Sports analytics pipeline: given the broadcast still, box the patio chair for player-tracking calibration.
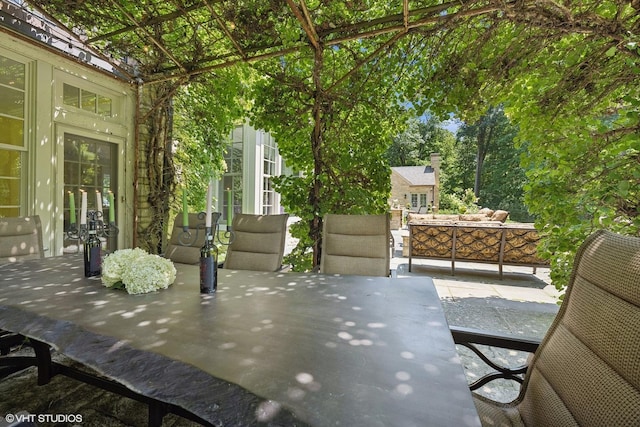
[320,213,391,277]
[0,215,45,263]
[165,212,221,264]
[222,213,289,272]
[450,230,640,426]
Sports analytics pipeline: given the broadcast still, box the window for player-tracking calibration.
[0,150,22,217]
[221,126,243,223]
[262,134,277,214]
[64,134,118,250]
[262,177,274,214]
[410,193,429,211]
[63,83,112,117]
[0,54,26,217]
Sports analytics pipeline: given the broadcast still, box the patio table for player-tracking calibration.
[0,255,480,427]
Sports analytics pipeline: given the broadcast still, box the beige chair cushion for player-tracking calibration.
[474,230,640,426]
[223,214,289,272]
[0,216,45,263]
[490,210,509,222]
[320,214,390,277]
[165,212,221,264]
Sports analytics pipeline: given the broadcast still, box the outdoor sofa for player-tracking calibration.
[406,210,548,278]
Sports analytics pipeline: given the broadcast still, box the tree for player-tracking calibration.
[387,115,456,167]
[250,33,423,270]
[415,116,457,165]
[39,0,638,291]
[173,69,250,214]
[387,117,424,166]
[449,106,531,220]
[416,3,640,293]
[177,2,640,289]
[456,106,503,197]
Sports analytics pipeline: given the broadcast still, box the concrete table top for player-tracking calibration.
[0,255,480,427]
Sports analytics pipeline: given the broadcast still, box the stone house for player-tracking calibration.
[389,153,441,212]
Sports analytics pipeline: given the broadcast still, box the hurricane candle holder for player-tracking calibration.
[66,210,119,242]
[175,212,234,249]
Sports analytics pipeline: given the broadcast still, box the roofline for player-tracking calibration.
[0,0,135,83]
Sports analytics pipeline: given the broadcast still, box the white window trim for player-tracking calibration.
[53,71,127,123]
[54,123,126,255]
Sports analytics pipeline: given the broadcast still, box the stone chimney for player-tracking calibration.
[430,153,441,212]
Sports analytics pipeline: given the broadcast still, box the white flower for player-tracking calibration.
[101,248,176,294]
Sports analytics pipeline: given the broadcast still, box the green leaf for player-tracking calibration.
[618,180,630,196]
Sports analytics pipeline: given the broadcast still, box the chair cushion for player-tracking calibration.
[473,231,640,427]
[223,251,282,272]
[165,212,220,264]
[490,210,509,222]
[323,233,387,259]
[165,245,200,265]
[223,214,289,272]
[321,254,387,277]
[320,214,390,277]
[0,216,44,263]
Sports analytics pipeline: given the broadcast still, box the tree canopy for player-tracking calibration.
[19,1,640,290]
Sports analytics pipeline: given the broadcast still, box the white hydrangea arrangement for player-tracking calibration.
[101,248,177,295]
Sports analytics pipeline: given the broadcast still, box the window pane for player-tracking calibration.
[96,144,112,165]
[0,55,25,216]
[63,83,80,108]
[0,207,20,217]
[0,116,24,147]
[64,134,118,250]
[97,95,112,116]
[0,56,25,89]
[81,90,97,112]
[231,148,242,173]
[262,172,274,215]
[232,126,243,142]
[64,161,79,184]
[0,178,20,206]
[0,149,21,215]
[0,85,25,118]
[64,138,80,161]
[81,163,96,186]
[232,176,242,204]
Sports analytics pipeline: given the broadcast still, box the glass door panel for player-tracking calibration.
[63,134,117,252]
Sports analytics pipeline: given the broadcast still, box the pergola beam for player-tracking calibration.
[106,0,188,74]
[286,0,321,51]
[202,0,247,60]
[20,0,521,83]
[87,2,206,43]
